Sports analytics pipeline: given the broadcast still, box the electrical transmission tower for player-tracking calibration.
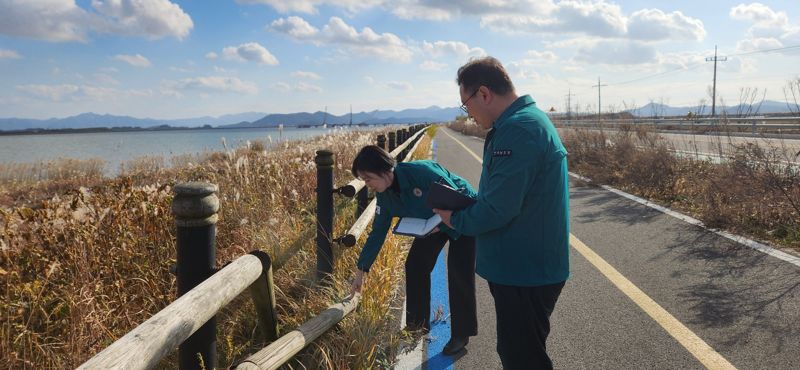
[705,45,727,117]
[564,89,576,121]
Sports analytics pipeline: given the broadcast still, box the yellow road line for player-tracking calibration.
[570,236,736,370]
[440,128,483,163]
[440,127,737,370]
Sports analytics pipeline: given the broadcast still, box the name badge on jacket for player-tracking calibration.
[493,150,512,157]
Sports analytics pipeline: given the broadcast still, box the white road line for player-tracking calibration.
[441,127,740,370]
[569,173,800,268]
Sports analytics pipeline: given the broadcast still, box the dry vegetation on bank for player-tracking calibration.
[1,127,433,369]
[448,119,800,251]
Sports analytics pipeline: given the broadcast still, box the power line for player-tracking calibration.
[607,43,800,87]
[729,43,800,57]
[610,62,705,86]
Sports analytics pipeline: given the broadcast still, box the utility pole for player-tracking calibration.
[564,89,576,121]
[705,45,727,117]
[592,77,607,125]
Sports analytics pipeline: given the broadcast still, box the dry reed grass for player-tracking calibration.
[562,125,800,250]
[1,127,430,369]
[447,117,799,250]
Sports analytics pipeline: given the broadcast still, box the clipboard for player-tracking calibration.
[425,181,476,210]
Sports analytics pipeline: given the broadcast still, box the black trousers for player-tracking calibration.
[405,232,477,338]
[488,280,566,370]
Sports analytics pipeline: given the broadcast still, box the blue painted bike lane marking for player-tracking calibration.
[424,137,456,370]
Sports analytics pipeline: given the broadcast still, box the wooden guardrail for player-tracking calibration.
[554,116,800,133]
[235,124,429,369]
[76,124,430,370]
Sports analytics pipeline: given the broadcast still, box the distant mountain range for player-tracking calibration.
[0,106,462,131]
[2,100,795,131]
[625,100,795,117]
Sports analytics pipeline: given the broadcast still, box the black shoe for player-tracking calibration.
[442,336,469,355]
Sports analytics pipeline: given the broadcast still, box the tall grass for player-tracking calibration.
[447,117,800,250]
[1,127,428,368]
[561,125,800,250]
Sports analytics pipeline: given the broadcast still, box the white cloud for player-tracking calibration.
[16,84,81,101]
[0,0,90,42]
[269,16,319,40]
[628,9,706,41]
[113,54,152,67]
[730,3,789,28]
[364,76,375,84]
[480,2,705,43]
[386,81,412,91]
[574,40,657,65]
[221,43,279,65]
[422,41,485,58]
[237,0,383,15]
[0,49,22,59]
[524,50,559,63]
[419,60,447,71]
[94,73,119,85]
[205,52,218,60]
[736,37,783,53]
[237,0,319,14]
[296,81,323,93]
[730,3,799,54]
[213,65,232,73]
[391,0,553,21]
[291,71,321,79]
[481,1,627,37]
[15,83,151,101]
[168,76,259,94]
[270,16,413,62]
[169,66,191,73]
[0,0,192,42]
[91,0,193,40]
[271,82,292,92]
[270,81,322,93]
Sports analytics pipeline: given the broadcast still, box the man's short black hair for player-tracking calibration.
[352,145,396,177]
[456,56,515,96]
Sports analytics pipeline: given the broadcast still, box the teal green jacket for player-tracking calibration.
[451,95,570,286]
[357,160,477,272]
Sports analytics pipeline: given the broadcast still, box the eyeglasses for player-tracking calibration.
[460,88,479,113]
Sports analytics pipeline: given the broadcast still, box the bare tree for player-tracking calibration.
[735,87,766,117]
[622,100,640,123]
[783,77,800,116]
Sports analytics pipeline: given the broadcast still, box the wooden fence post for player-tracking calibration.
[377,134,386,150]
[388,132,396,153]
[248,250,279,341]
[172,182,219,370]
[314,150,334,283]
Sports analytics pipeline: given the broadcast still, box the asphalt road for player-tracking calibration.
[558,127,800,163]
[418,127,800,370]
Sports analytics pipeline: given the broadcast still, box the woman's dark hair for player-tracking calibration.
[456,56,515,96]
[351,145,396,177]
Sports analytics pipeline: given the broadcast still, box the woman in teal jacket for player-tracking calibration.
[348,145,477,355]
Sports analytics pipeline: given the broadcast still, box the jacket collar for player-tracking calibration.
[391,163,412,193]
[493,95,535,131]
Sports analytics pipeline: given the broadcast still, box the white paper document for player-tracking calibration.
[392,214,442,237]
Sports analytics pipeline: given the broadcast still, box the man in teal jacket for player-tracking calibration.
[435,57,570,369]
[349,145,478,355]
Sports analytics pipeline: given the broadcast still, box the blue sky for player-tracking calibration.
[0,0,798,119]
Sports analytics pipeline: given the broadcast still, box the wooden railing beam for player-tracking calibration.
[77,254,264,370]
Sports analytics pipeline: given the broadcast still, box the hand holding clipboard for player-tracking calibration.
[425,182,476,211]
